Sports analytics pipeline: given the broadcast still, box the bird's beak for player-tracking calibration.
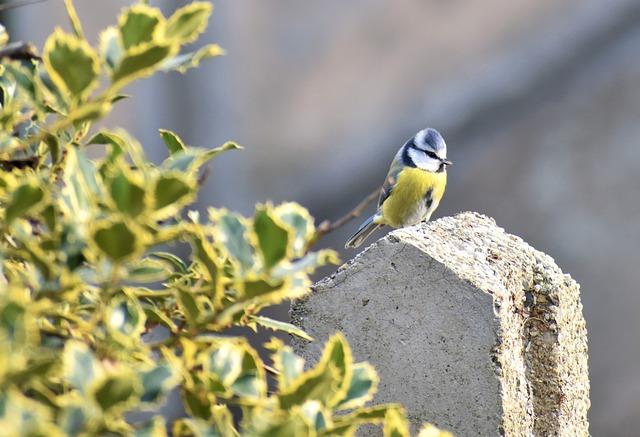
[441,158,452,166]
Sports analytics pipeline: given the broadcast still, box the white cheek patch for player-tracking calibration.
[408,147,440,172]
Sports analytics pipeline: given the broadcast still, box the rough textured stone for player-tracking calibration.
[292,212,590,436]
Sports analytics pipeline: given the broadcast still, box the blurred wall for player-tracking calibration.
[6,0,640,435]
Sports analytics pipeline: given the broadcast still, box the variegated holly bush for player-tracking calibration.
[0,1,453,436]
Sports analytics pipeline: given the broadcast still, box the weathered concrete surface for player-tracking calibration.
[292,212,589,436]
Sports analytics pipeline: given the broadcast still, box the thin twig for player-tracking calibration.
[0,0,47,12]
[0,41,40,61]
[197,166,210,187]
[314,187,380,240]
[0,156,39,170]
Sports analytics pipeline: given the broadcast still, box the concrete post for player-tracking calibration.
[292,212,589,436]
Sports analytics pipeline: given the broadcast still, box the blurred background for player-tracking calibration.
[5,0,640,434]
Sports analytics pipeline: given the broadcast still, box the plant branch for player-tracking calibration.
[0,156,39,170]
[0,0,47,12]
[314,187,380,241]
[0,41,40,61]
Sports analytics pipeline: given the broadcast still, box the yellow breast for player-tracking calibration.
[380,167,446,228]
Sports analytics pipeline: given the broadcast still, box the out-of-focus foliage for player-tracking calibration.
[0,1,453,436]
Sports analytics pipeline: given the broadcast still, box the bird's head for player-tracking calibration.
[405,128,452,173]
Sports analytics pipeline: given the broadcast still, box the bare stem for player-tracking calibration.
[0,42,40,61]
[314,187,380,241]
[0,0,47,12]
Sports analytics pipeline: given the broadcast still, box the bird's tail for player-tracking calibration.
[345,214,383,249]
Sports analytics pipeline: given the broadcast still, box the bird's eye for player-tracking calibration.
[425,150,438,159]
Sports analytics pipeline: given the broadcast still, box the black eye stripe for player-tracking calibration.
[409,143,441,160]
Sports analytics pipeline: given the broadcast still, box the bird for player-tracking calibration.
[345,128,452,249]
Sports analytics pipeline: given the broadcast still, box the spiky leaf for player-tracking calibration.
[161,43,224,74]
[254,205,290,269]
[119,4,164,50]
[336,362,379,410]
[5,181,45,225]
[108,168,146,216]
[112,42,176,88]
[91,220,141,261]
[159,129,187,155]
[43,29,99,100]
[250,315,312,341]
[165,2,212,44]
[91,372,139,412]
[63,341,101,393]
[153,173,195,216]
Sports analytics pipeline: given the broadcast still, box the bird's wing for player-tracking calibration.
[378,153,404,208]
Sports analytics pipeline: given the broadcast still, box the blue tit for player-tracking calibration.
[345,128,452,249]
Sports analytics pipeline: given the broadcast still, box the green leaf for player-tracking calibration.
[163,142,241,172]
[91,219,141,261]
[43,28,99,100]
[43,133,60,164]
[127,258,172,283]
[134,416,168,437]
[176,288,201,327]
[63,0,84,38]
[181,388,213,420]
[384,408,411,437]
[100,27,124,70]
[336,362,379,410]
[153,173,195,216]
[200,141,242,162]
[143,304,178,332]
[211,210,255,273]
[91,372,139,412]
[231,373,261,398]
[59,404,87,436]
[417,424,454,437]
[271,249,340,279]
[159,128,187,155]
[251,411,312,437]
[207,342,243,386]
[5,355,57,386]
[112,42,176,88]
[60,147,101,224]
[67,100,113,124]
[108,168,146,216]
[165,2,213,44]
[160,43,224,74]
[118,4,164,50]
[87,129,147,170]
[63,341,101,393]
[150,251,188,274]
[105,297,146,339]
[331,404,404,428]
[173,418,220,437]
[275,203,315,256]
[140,364,177,404]
[0,299,35,345]
[5,181,45,225]
[70,146,100,194]
[254,205,289,269]
[300,400,329,431]
[189,235,223,306]
[211,406,238,437]
[267,339,305,391]
[249,315,312,341]
[278,333,352,409]
[232,345,266,399]
[4,63,36,100]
